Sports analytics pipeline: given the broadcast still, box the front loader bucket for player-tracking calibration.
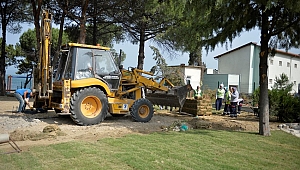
[146,84,192,113]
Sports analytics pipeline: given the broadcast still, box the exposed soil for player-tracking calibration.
[0,96,281,151]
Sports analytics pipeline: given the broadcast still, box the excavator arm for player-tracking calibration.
[119,67,192,112]
[40,9,53,98]
[33,9,53,108]
[120,68,174,93]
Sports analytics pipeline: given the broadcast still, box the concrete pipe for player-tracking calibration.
[0,134,10,143]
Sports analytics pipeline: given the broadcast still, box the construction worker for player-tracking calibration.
[194,86,202,99]
[230,87,239,117]
[14,88,33,113]
[215,83,225,110]
[223,87,231,115]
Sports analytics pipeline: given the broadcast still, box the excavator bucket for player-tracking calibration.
[146,84,193,113]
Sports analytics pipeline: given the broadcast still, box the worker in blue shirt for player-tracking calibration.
[14,88,33,113]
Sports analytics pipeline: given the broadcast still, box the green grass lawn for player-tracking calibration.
[1,130,299,170]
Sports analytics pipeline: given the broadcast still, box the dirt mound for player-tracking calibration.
[188,118,253,131]
[10,125,67,141]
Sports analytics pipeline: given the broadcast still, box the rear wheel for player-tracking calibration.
[130,98,153,122]
[70,87,108,125]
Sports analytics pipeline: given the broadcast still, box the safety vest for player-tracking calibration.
[194,89,202,97]
[216,88,225,99]
[225,91,231,104]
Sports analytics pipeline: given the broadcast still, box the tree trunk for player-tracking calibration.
[31,0,42,93]
[188,47,202,66]
[0,21,7,96]
[259,6,271,136]
[137,27,146,70]
[24,74,32,88]
[78,21,87,44]
[92,0,97,45]
[31,0,42,61]
[77,0,89,44]
[188,52,195,66]
[188,47,204,87]
[52,10,66,69]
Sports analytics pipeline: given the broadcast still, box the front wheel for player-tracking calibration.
[70,87,108,125]
[130,98,154,122]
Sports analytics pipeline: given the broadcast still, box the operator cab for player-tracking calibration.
[55,43,121,90]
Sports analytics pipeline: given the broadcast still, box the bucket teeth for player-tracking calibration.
[146,84,192,113]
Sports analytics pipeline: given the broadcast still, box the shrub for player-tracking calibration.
[252,73,300,122]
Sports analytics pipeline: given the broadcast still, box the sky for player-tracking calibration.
[3,25,300,75]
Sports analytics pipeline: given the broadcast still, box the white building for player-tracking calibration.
[214,42,300,93]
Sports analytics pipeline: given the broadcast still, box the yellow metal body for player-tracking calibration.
[67,43,110,50]
[34,9,53,99]
[51,67,174,114]
[103,68,174,115]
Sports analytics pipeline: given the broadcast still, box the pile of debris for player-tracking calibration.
[161,120,189,132]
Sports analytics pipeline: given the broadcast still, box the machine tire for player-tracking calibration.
[130,98,153,122]
[70,87,108,125]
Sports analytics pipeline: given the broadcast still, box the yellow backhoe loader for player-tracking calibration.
[32,9,192,125]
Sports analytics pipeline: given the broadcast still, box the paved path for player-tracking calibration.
[278,123,300,138]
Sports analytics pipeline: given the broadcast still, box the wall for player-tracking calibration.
[228,74,240,90]
[184,67,202,89]
[251,45,260,92]
[291,57,300,92]
[268,52,300,92]
[203,73,240,92]
[203,74,228,91]
[217,45,252,93]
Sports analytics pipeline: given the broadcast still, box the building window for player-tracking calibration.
[287,62,290,67]
[279,61,282,66]
[295,64,298,68]
[269,79,272,84]
[270,59,273,65]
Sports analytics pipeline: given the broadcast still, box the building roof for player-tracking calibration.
[214,42,300,59]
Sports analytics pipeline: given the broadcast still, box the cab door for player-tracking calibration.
[93,50,121,90]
